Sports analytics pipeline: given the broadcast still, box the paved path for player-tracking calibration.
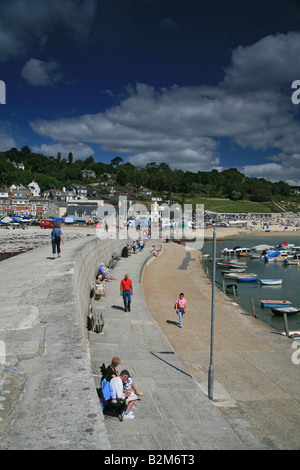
[142,242,300,450]
[89,244,247,450]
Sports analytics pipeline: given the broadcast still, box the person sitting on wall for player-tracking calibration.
[98,263,116,281]
[96,275,108,297]
[110,370,137,420]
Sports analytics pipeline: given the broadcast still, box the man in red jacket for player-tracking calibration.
[120,273,133,312]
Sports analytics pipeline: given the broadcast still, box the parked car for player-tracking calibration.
[40,219,56,229]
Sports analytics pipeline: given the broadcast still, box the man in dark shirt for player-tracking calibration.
[120,273,133,312]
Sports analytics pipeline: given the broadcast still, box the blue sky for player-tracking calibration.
[1,0,300,184]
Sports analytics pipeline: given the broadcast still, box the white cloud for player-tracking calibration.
[32,142,94,160]
[242,153,300,185]
[0,129,17,151]
[21,58,62,86]
[222,32,300,91]
[30,32,300,182]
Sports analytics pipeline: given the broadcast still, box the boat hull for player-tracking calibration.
[271,307,300,315]
[260,279,283,285]
[261,300,292,308]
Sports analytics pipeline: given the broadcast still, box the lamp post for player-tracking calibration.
[208,224,216,400]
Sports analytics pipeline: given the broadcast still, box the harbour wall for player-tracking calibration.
[0,235,125,450]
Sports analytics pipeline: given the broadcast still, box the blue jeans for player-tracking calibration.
[177,309,184,326]
[123,290,131,311]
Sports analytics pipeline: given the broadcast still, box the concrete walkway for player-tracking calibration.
[89,244,247,450]
[1,236,299,450]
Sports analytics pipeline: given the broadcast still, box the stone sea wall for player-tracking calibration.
[0,235,126,449]
[73,236,125,338]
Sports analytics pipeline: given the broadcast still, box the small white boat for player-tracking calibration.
[279,329,300,338]
[271,306,300,315]
[236,274,258,282]
[221,247,252,255]
[260,279,283,285]
[250,253,261,259]
[284,259,300,265]
[221,268,247,274]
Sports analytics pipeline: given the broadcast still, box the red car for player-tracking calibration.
[40,219,56,229]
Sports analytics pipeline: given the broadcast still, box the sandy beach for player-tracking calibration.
[142,241,300,449]
[204,225,300,240]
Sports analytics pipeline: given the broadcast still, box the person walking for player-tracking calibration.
[51,223,64,259]
[120,273,133,312]
[175,292,188,328]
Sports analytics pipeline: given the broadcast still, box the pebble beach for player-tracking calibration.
[1,222,299,262]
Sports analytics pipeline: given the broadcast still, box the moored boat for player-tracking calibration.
[217,262,246,268]
[271,306,300,315]
[279,329,300,338]
[236,274,258,281]
[222,268,246,274]
[221,246,252,255]
[260,279,283,285]
[261,300,293,308]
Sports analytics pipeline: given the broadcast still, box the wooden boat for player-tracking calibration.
[271,306,300,315]
[224,272,241,278]
[228,263,247,269]
[261,300,292,308]
[279,329,300,338]
[284,259,300,265]
[217,262,246,268]
[236,274,258,281]
[221,268,247,274]
[228,260,247,265]
[259,279,283,285]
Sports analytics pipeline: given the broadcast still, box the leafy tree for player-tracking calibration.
[111,156,123,169]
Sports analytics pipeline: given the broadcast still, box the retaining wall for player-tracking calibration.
[0,235,125,450]
[73,236,125,338]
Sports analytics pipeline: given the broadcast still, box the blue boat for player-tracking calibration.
[261,300,293,308]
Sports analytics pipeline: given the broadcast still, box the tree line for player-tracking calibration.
[0,146,292,203]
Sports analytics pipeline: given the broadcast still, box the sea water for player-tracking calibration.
[200,234,300,333]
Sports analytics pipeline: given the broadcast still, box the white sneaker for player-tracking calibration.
[123,412,135,420]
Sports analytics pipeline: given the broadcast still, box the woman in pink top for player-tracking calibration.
[175,293,188,328]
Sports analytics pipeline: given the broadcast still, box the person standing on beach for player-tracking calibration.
[120,273,133,312]
[51,223,64,259]
[175,292,188,328]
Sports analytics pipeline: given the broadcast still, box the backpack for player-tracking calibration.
[53,228,60,243]
[100,363,107,381]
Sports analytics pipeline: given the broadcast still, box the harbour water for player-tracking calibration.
[201,234,300,333]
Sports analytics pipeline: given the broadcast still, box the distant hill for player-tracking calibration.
[0,147,296,209]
